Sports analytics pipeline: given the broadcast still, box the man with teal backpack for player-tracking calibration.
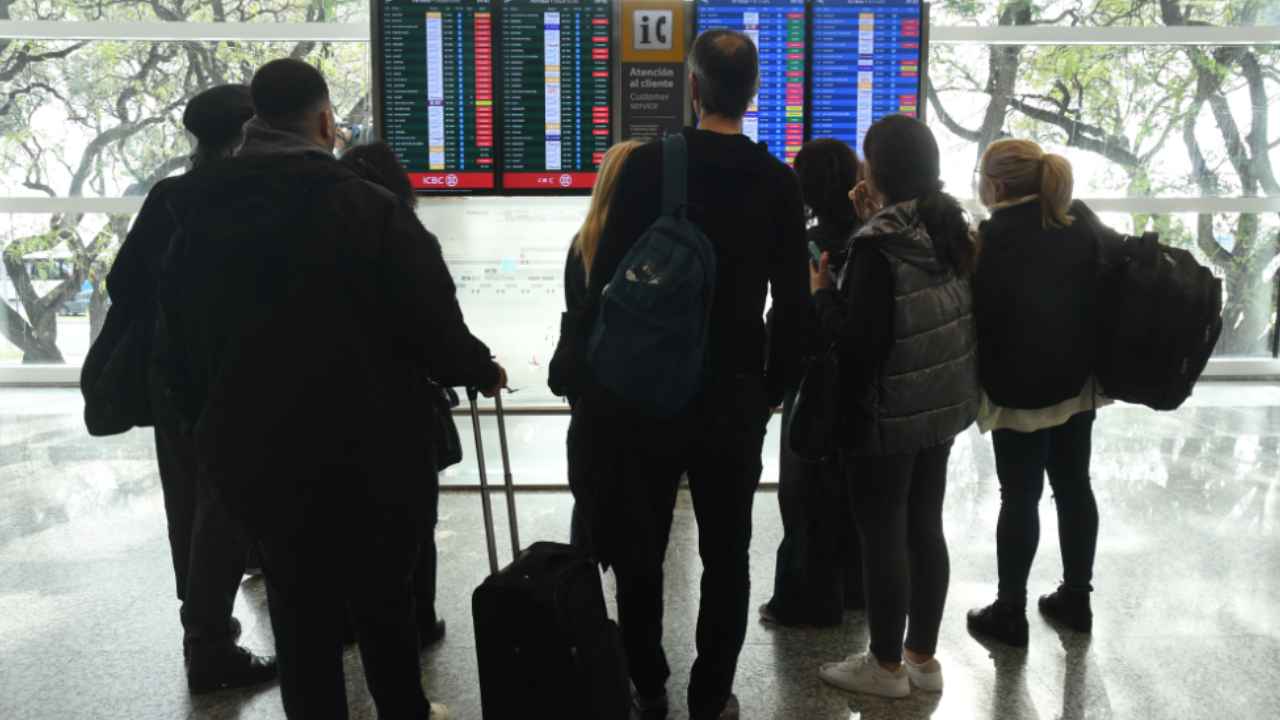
[580,29,809,720]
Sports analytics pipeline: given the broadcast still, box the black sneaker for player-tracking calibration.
[967,599,1029,647]
[187,646,278,694]
[1039,585,1092,633]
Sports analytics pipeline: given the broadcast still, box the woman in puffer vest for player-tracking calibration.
[811,114,981,699]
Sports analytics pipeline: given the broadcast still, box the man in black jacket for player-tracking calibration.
[155,59,503,720]
[584,30,808,720]
[84,84,276,693]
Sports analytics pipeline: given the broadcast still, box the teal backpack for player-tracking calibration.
[587,134,717,419]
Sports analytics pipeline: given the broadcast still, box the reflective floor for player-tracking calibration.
[2,384,1279,719]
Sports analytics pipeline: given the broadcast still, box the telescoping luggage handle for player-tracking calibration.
[466,387,521,575]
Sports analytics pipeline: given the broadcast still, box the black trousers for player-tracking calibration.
[149,364,249,657]
[410,517,439,629]
[614,378,768,719]
[845,440,954,662]
[256,538,432,720]
[767,387,863,626]
[992,410,1099,602]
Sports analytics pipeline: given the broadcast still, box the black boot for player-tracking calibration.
[183,616,241,661]
[187,645,278,694]
[420,617,447,647]
[1039,585,1092,633]
[967,599,1029,647]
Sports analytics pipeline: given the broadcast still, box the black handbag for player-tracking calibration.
[787,347,841,464]
[428,380,463,471]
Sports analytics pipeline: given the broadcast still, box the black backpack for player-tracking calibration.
[1095,229,1223,411]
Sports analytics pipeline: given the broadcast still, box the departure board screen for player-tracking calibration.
[696,0,806,165]
[811,0,922,158]
[499,0,612,192]
[378,0,496,193]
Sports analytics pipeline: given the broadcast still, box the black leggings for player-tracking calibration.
[846,440,954,662]
[992,410,1098,602]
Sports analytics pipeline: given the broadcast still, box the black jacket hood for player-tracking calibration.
[166,119,358,250]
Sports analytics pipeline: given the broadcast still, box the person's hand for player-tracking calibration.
[810,251,832,296]
[481,363,508,399]
[850,181,881,221]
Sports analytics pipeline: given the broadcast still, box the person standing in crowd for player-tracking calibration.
[340,139,449,649]
[762,137,866,628]
[564,140,641,316]
[85,84,276,693]
[966,139,1108,647]
[812,114,980,698]
[562,139,639,552]
[583,30,809,720]
[155,59,504,720]
[342,140,417,208]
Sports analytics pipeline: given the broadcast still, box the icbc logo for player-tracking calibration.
[423,177,447,186]
[560,174,573,187]
[445,174,459,187]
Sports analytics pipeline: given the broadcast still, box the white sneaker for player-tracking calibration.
[430,702,450,720]
[819,651,910,698]
[905,655,943,692]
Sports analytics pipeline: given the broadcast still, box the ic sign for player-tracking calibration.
[633,9,673,51]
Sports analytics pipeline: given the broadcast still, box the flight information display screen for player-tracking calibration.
[378,0,496,193]
[696,0,806,165]
[811,0,922,158]
[499,0,612,192]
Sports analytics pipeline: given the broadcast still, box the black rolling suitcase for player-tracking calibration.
[466,389,630,720]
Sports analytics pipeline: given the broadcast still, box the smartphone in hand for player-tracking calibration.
[808,241,837,285]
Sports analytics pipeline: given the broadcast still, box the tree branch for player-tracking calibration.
[1007,97,1142,168]
[927,80,982,144]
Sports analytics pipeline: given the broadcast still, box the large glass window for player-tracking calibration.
[931,0,1277,27]
[1,0,1275,371]
[6,0,368,22]
[0,41,369,198]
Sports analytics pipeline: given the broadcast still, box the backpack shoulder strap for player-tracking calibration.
[661,134,688,216]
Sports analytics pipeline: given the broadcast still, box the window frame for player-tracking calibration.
[2,17,1279,385]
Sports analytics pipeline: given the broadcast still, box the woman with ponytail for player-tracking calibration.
[965,139,1110,648]
[812,114,980,698]
[761,137,866,628]
[564,140,641,313]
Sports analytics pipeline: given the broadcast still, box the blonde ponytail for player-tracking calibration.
[575,140,641,276]
[980,139,1076,228]
[1038,152,1074,229]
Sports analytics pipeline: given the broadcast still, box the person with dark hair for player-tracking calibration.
[966,139,1109,647]
[155,58,504,720]
[340,138,452,652]
[570,28,808,720]
[762,137,866,628]
[686,28,760,120]
[342,140,416,207]
[81,83,275,693]
[812,113,980,698]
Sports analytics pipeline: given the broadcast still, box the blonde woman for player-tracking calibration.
[564,140,639,552]
[565,140,642,312]
[966,139,1111,648]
